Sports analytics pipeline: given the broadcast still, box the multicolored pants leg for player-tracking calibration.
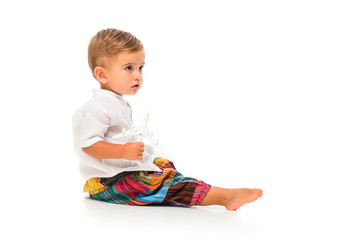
[83,158,211,207]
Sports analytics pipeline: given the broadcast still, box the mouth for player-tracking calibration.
[131,84,141,90]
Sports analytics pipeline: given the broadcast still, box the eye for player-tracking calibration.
[139,65,144,71]
[125,66,132,71]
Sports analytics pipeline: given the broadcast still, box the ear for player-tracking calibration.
[94,66,108,85]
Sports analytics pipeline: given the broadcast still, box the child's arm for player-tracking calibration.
[82,141,145,160]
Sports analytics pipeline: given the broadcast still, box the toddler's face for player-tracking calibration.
[100,49,145,95]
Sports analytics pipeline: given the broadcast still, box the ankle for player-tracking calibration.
[221,188,234,207]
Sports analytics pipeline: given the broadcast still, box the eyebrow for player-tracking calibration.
[122,62,145,66]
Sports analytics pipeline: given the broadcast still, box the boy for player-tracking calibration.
[73,28,262,209]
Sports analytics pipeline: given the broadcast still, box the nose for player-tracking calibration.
[135,70,142,82]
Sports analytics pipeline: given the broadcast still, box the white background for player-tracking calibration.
[1,0,337,239]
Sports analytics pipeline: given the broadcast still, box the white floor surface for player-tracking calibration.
[2,161,337,240]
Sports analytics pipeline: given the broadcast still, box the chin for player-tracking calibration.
[125,91,138,95]
[130,89,140,95]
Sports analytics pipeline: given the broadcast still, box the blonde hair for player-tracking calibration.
[88,28,143,79]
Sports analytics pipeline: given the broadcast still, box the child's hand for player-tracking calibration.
[121,142,145,160]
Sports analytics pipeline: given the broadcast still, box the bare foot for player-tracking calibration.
[225,188,263,211]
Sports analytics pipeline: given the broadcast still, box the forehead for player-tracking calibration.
[114,49,145,64]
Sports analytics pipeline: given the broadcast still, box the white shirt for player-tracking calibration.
[73,89,161,181]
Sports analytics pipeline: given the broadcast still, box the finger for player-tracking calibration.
[137,142,145,147]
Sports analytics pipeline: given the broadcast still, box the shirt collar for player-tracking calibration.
[93,88,125,101]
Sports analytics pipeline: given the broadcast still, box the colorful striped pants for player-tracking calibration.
[83,158,211,207]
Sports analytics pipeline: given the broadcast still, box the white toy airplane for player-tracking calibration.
[112,112,163,155]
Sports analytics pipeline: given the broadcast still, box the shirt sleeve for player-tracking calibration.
[79,105,111,148]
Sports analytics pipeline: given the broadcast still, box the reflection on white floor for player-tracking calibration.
[82,197,260,237]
